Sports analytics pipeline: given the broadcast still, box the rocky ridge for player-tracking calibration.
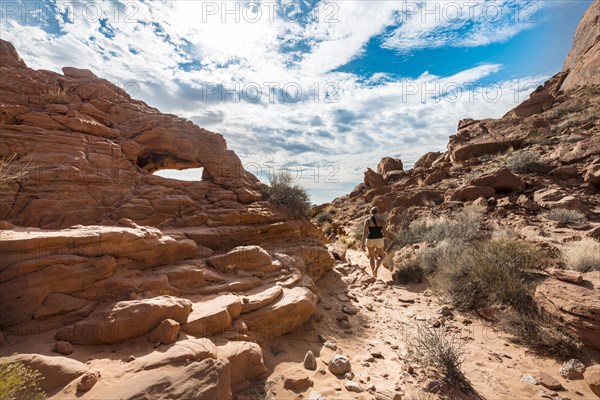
[0,39,332,398]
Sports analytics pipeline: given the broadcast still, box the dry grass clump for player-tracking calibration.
[432,237,541,311]
[393,206,484,249]
[262,172,311,218]
[560,238,600,272]
[545,208,586,225]
[407,324,465,383]
[0,358,46,400]
[406,324,482,398]
[0,153,20,185]
[44,87,69,104]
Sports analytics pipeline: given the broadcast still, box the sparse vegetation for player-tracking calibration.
[0,358,46,400]
[406,324,478,396]
[393,206,484,249]
[0,153,19,185]
[44,87,69,104]
[314,205,336,223]
[554,111,596,133]
[394,258,425,284]
[506,151,546,173]
[545,208,586,224]
[560,238,600,272]
[502,310,584,359]
[262,172,311,218]
[432,237,542,311]
[545,102,585,119]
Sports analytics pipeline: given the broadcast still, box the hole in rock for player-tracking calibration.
[153,168,204,181]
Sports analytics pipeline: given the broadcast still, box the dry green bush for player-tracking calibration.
[314,205,336,224]
[506,151,547,173]
[262,172,311,218]
[560,238,600,272]
[545,208,586,225]
[393,206,484,249]
[432,237,542,311]
[0,358,46,400]
[394,258,425,284]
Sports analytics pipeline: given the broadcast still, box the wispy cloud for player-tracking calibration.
[0,0,556,202]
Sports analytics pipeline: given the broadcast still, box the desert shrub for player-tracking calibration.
[393,206,483,249]
[432,237,541,311]
[407,324,465,386]
[545,102,585,118]
[0,358,46,400]
[502,311,583,359]
[262,172,311,218]
[394,259,425,284]
[321,222,333,236]
[560,238,600,272]
[351,221,364,243]
[545,208,586,225]
[506,151,546,173]
[314,207,336,223]
[44,88,68,104]
[554,111,596,132]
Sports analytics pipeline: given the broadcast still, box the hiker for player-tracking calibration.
[360,206,386,277]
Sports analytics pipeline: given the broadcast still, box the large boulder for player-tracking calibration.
[56,296,192,345]
[470,168,525,193]
[535,272,600,350]
[414,152,443,169]
[7,354,89,393]
[377,157,403,176]
[364,168,386,189]
[533,188,583,210]
[583,365,600,397]
[244,287,318,339]
[448,186,495,202]
[206,246,272,272]
[217,341,267,392]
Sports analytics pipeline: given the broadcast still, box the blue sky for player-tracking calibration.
[0,0,593,203]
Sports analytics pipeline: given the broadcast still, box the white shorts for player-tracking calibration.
[366,238,384,249]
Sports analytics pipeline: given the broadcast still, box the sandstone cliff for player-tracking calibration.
[0,39,332,398]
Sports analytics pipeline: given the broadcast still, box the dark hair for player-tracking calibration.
[370,207,378,215]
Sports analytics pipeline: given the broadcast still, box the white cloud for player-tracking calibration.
[0,0,550,203]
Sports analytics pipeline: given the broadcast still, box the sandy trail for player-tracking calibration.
[260,249,597,400]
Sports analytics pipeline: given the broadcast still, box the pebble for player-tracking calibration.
[345,381,363,393]
[323,340,338,351]
[521,375,538,385]
[309,392,326,400]
[371,350,384,359]
[304,350,317,371]
[126,355,135,362]
[339,320,351,329]
[54,341,73,355]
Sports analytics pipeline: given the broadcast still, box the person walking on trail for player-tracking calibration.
[360,206,386,277]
